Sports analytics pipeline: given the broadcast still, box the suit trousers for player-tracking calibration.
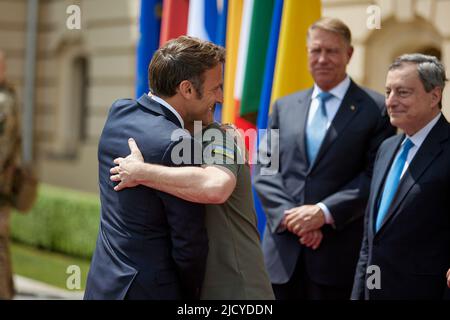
[272,250,352,300]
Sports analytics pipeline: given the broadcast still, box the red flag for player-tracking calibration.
[159,0,189,46]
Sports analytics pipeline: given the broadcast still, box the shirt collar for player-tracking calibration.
[406,112,442,148]
[312,75,351,101]
[148,93,184,129]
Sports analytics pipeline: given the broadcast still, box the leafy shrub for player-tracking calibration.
[11,184,100,259]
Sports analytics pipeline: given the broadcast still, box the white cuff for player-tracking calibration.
[317,202,335,225]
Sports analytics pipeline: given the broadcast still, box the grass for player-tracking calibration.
[11,242,91,291]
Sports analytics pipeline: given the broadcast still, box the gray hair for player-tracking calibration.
[307,17,352,46]
[389,54,447,107]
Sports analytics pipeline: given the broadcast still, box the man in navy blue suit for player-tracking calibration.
[84,36,225,300]
[352,54,450,299]
[253,18,395,300]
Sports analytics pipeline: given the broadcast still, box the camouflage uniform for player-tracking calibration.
[0,84,20,299]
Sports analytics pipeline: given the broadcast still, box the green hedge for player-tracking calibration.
[11,184,100,259]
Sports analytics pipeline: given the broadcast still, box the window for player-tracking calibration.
[73,56,89,143]
[50,48,89,160]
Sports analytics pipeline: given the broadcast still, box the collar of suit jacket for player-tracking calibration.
[137,94,184,128]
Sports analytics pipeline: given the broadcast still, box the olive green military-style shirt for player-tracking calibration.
[200,122,274,300]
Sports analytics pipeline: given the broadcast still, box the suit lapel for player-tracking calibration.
[309,80,361,171]
[137,94,183,128]
[295,89,313,165]
[376,116,449,233]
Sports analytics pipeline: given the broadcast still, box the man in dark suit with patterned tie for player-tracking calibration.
[254,17,395,299]
[352,54,450,300]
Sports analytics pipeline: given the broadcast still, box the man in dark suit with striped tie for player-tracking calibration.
[352,53,450,300]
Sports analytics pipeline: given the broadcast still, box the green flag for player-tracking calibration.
[240,0,274,118]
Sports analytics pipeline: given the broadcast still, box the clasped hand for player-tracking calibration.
[283,204,326,250]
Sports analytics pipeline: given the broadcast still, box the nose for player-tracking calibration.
[385,91,396,108]
[317,50,329,64]
[318,54,326,63]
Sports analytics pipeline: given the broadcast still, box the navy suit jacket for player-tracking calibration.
[254,80,395,287]
[84,95,208,300]
[352,115,450,299]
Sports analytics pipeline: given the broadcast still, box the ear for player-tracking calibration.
[430,87,442,109]
[178,80,194,99]
[346,45,354,62]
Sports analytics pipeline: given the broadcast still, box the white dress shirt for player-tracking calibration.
[397,112,442,178]
[308,76,351,226]
[307,75,351,130]
[148,93,184,129]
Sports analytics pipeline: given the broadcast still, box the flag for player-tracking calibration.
[213,0,228,122]
[230,0,271,236]
[233,0,254,115]
[187,0,229,45]
[239,0,274,117]
[187,0,228,121]
[215,0,228,46]
[270,0,321,104]
[253,0,321,238]
[136,0,162,97]
[159,0,189,46]
[222,0,244,124]
[232,0,257,158]
[188,0,215,40]
[256,0,283,132]
[252,0,284,238]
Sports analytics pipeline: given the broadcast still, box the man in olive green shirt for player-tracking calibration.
[110,122,274,299]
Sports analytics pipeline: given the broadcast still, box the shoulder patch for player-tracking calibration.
[211,145,235,160]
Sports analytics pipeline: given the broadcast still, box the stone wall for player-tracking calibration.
[1,0,449,193]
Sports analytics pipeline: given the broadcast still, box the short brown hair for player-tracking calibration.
[149,36,225,98]
[308,17,352,46]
